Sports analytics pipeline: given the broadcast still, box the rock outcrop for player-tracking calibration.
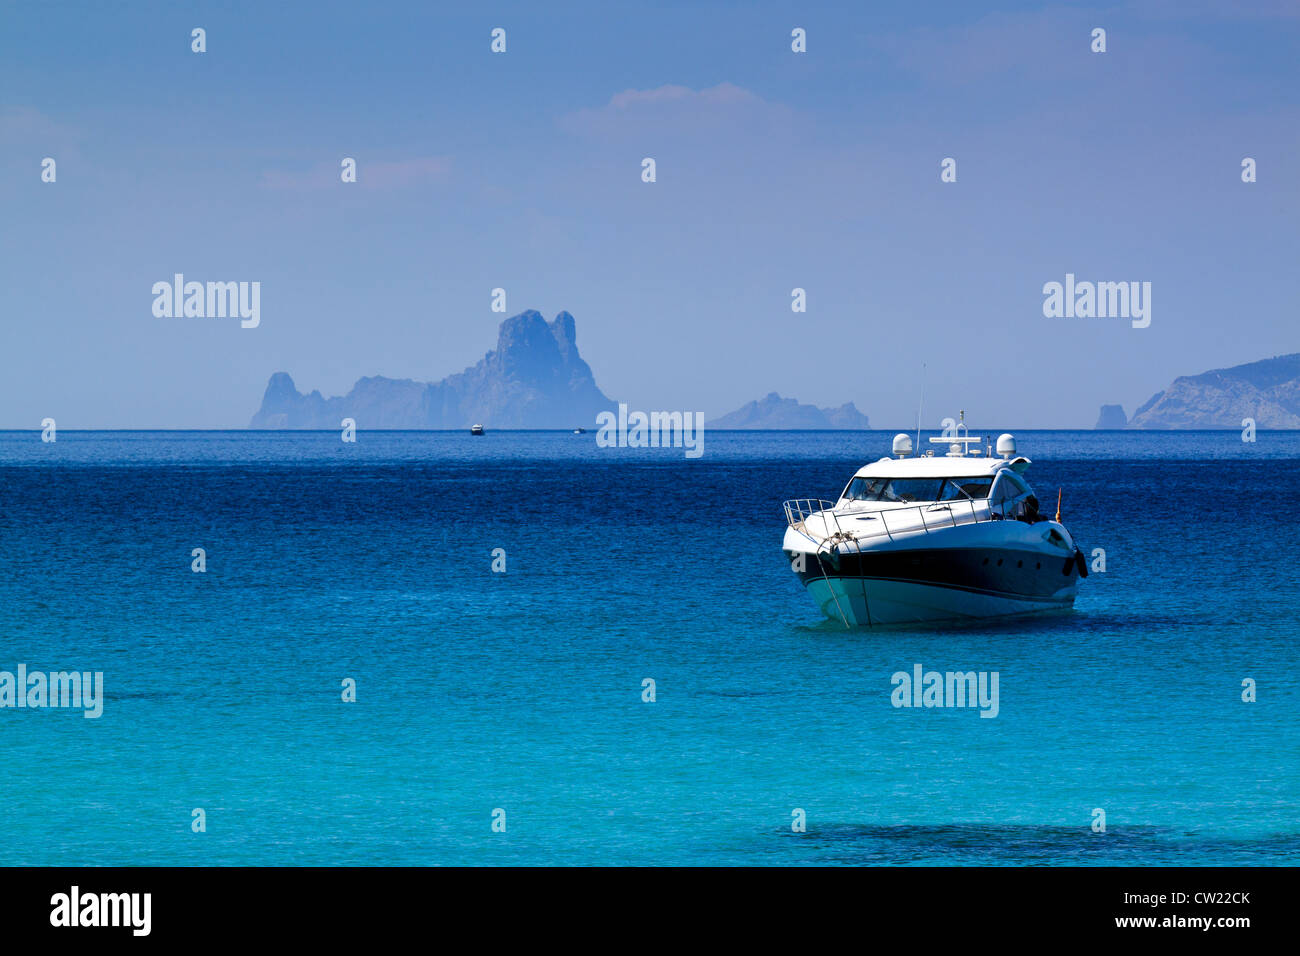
[250,311,616,428]
[1095,404,1128,429]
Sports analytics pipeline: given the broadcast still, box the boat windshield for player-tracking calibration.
[842,475,994,503]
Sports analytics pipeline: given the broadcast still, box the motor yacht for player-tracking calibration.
[782,421,1087,627]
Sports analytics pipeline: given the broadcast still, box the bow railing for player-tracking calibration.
[783,496,999,546]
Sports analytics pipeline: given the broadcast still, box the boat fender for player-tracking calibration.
[1073,548,1089,578]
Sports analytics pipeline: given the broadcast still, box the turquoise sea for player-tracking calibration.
[1,430,1297,865]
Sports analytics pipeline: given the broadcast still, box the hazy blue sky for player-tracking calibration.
[2,0,1296,428]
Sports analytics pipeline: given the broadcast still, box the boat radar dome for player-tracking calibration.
[892,433,914,458]
[996,433,1017,459]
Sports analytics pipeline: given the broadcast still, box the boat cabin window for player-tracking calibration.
[842,475,993,503]
[940,477,994,501]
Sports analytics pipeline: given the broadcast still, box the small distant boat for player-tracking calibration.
[573,427,587,434]
[470,424,485,436]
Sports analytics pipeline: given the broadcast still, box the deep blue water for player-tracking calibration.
[1,430,1297,866]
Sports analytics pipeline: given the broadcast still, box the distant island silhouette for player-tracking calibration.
[1102,353,1300,428]
[251,313,1300,430]
[708,392,870,429]
[251,310,615,429]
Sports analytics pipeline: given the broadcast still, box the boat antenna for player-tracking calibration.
[915,363,925,453]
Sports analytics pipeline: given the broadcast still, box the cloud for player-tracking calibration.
[559,82,791,141]
[259,156,451,190]
[1138,0,1300,20]
[0,107,87,182]
[859,5,1260,122]
[605,82,762,110]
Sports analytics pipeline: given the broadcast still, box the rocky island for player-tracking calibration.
[1095,404,1128,429]
[708,392,870,429]
[250,310,616,429]
[1127,353,1300,428]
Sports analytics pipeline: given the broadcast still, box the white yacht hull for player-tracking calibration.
[804,573,1075,627]
[783,519,1083,628]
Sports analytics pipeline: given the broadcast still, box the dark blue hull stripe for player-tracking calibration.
[792,546,1079,602]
